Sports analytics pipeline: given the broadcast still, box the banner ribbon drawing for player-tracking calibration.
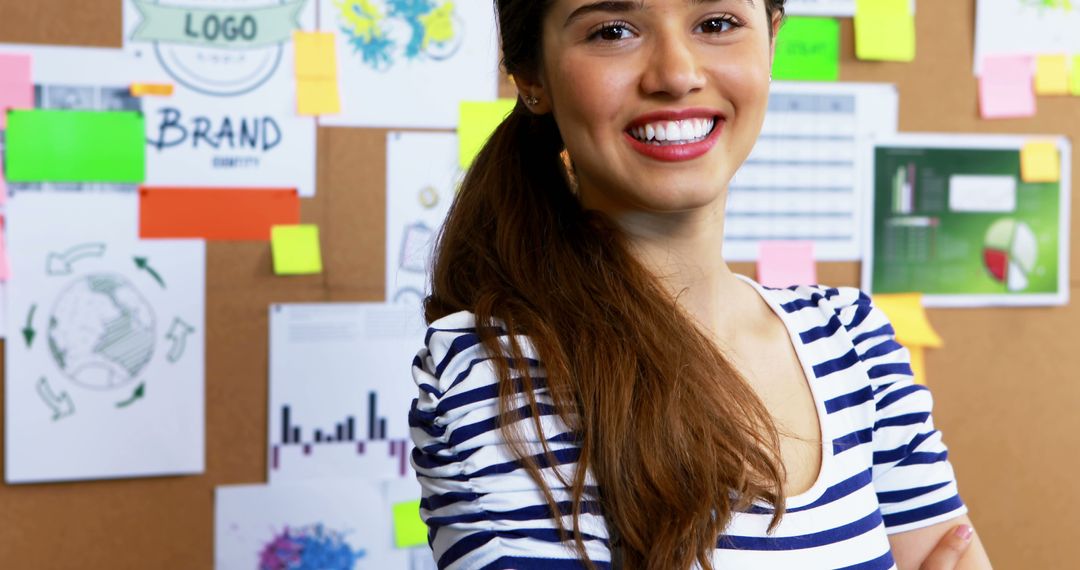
[130,0,306,49]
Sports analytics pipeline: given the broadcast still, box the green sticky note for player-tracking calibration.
[5,109,145,183]
[458,99,516,169]
[271,224,323,275]
[854,0,915,62]
[392,499,427,548]
[1070,56,1080,96]
[773,17,840,81]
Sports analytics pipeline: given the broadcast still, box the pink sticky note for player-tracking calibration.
[0,54,33,129]
[979,55,1036,119]
[0,215,10,281]
[757,241,817,289]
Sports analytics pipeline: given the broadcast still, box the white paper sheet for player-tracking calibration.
[268,302,426,483]
[723,82,899,261]
[386,132,458,305]
[5,193,205,483]
[216,479,433,570]
[785,0,856,17]
[974,0,1080,74]
[119,1,319,196]
[318,0,499,128]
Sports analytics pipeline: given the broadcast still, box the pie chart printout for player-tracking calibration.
[983,218,1038,292]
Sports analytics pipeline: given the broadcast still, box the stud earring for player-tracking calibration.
[523,94,540,106]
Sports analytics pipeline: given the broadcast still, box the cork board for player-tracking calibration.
[0,1,1075,567]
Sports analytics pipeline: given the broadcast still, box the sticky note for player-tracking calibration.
[1035,55,1069,95]
[391,500,427,549]
[872,293,944,349]
[978,55,1036,119]
[130,83,174,97]
[0,215,9,281]
[0,53,33,129]
[757,241,817,288]
[459,99,516,169]
[1020,141,1060,183]
[297,78,341,115]
[140,187,300,240]
[5,110,145,183]
[854,0,915,62]
[1070,55,1080,96]
[294,31,337,79]
[773,17,840,82]
[271,224,323,275]
[908,345,926,386]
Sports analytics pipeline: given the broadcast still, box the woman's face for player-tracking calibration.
[534,0,777,215]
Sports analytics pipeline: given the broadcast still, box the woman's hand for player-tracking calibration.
[918,525,975,570]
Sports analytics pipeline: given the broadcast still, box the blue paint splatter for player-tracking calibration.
[259,524,365,570]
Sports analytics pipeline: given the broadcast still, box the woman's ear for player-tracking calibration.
[511,73,552,114]
[769,11,784,68]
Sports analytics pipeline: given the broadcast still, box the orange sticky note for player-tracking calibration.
[130,83,174,97]
[140,187,300,240]
[0,214,10,281]
[1020,141,1060,183]
[0,53,33,129]
[1035,55,1069,95]
[294,31,337,79]
[271,224,323,275]
[872,293,944,349]
[979,55,1036,119]
[757,241,817,288]
[908,345,926,386]
[297,78,341,115]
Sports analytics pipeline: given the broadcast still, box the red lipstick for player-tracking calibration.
[624,109,724,162]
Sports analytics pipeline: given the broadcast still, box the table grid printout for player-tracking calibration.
[723,83,898,261]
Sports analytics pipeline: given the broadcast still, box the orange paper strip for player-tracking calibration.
[139,187,300,240]
[130,83,175,97]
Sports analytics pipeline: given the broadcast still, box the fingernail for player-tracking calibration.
[954,525,974,541]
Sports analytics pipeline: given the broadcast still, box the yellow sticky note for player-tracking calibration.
[294,31,337,79]
[854,0,915,62]
[271,224,323,275]
[1035,55,1069,95]
[458,99,516,169]
[1021,141,1060,183]
[872,293,944,349]
[908,345,926,386]
[1070,56,1080,96]
[297,78,341,115]
[392,500,427,548]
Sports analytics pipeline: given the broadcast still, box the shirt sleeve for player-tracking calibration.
[409,312,612,570]
[835,289,968,535]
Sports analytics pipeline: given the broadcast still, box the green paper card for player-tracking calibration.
[391,499,427,548]
[774,17,840,82]
[5,109,145,183]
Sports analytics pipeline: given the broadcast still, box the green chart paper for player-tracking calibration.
[5,109,145,183]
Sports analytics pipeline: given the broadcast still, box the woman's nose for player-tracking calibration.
[639,33,707,98]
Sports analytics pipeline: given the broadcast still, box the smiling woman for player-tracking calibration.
[410,1,990,569]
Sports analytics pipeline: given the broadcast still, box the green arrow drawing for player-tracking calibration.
[36,377,75,421]
[116,383,146,408]
[22,304,37,348]
[134,257,166,289]
[46,242,106,275]
[165,318,195,363]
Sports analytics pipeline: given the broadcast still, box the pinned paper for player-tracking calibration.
[391,500,427,549]
[459,99,516,169]
[0,163,7,206]
[5,110,145,183]
[1020,141,1061,183]
[0,215,9,281]
[271,224,323,275]
[854,0,915,62]
[978,55,1036,119]
[908,345,926,386]
[294,31,340,116]
[757,241,817,288]
[0,53,33,129]
[872,293,944,349]
[140,187,300,240]
[129,83,174,97]
[1035,55,1069,95]
[1070,56,1080,96]
[773,17,840,82]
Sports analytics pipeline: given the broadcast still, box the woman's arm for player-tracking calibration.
[889,514,992,569]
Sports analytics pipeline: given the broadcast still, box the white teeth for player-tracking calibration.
[630,117,716,144]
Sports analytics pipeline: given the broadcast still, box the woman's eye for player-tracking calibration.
[698,17,738,34]
[589,22,634,42]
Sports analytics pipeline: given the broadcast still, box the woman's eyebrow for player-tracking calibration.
[564,0,755,28]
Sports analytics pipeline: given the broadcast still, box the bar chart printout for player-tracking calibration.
[268,303,426,482]
[722,82,898,261]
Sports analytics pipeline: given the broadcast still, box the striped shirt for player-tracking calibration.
[409,280,967,569]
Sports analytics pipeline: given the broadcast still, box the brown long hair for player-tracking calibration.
[425,1,788,568]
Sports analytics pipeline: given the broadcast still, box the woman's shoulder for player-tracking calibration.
[744,277,871,321]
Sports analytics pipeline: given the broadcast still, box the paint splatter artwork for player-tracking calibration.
[334,0,463,70]
[259,525,365,570]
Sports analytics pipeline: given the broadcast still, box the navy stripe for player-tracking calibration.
[438,528,611,568]
[867,362,913,379]
[877,481,950,504]
[446,402,560,448]
[896,450,948,467]
[800,314,843,343]
[813,348,860,378]
[861,338,905,360]
[874,411,930,431]
[872,431,935,465]
[882,495,964,528]
[851,323,893,346]
[833,428,873,454]
[745,468,872,515]
[718,508,883,550]
[481,556,609,570]
[834,549,896,570]
[825,386,875,414]
[843,301,873,331]
[436,333,485,377]
[876,384,926,411]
